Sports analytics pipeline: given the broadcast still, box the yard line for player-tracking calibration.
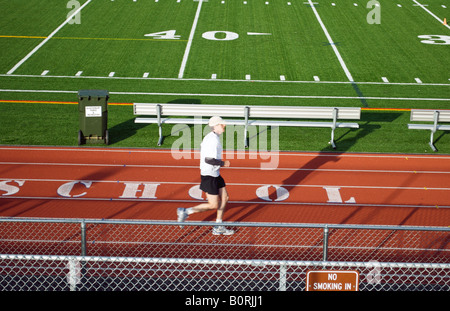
[6,0,92,75]
[178,0,204,79]
[412,0,450,30]
[307,0,354,82]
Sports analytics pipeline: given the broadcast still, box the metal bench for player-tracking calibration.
[133,103,361,148]
[408,109,450,152]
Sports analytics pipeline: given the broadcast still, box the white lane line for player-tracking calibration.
[178,0,204,79]
[2,161,450,174]
[6,0,92,75]
[307,0,354,82]
[2,146,450,160]
[2,195,449,210]
[412,0,450,30]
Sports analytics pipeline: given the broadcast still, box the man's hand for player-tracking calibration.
[223,160,230,167]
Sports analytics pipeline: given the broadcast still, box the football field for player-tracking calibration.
[0,0,449,151]
[2,0,450,82]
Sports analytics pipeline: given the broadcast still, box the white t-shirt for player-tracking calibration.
[200,131,223,177]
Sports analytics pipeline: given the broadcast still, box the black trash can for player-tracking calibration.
[78,90,109,145]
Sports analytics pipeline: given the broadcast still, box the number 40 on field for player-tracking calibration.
[145,30,450,45]
[145,30,257,41]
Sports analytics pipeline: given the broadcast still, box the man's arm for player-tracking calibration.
[205,157,230,167]
[205,157,224,166]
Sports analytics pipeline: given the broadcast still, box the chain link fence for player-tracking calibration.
[1,218,449,291]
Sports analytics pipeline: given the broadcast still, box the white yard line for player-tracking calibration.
[178,0,204,79]
[307,0,354,82]
[6,0,92,75]
[412,0,450,30]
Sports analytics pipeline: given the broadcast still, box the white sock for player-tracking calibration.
[216,219,222,223]
[186,208,194,215]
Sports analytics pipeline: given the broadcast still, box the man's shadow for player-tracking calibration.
[224,112,401,223]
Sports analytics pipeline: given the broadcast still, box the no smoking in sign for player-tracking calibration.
[306,270,359,291]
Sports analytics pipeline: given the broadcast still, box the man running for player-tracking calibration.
[177,116,234,235]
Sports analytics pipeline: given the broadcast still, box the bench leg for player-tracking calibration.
[330,128,336,149]
[157,125,163,146]
[429,131,437,152]
[330,141,336,149]
[244,129,248,148]
[429,142,437,152]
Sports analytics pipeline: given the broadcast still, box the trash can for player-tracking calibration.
[78,90,109,145]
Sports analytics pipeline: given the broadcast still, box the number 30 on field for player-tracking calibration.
[145,30,239,41]
[418,35,450,45]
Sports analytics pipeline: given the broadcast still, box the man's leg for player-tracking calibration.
[177,193,219,225]
[212,187,234,235]
[192,194,220,213]
[215,187,229,222]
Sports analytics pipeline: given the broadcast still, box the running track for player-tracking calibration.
[0,146,449,227]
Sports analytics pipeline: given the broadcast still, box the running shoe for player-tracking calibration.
[212,226,235,236]
[177,208,188,228]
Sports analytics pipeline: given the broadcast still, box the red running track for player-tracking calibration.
[0,146,449,227]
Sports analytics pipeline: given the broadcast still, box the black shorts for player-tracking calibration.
[200,175,226,195]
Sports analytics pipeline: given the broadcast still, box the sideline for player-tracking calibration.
[0,89,449,102]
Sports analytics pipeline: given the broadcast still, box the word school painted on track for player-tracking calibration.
[0,180,356,204]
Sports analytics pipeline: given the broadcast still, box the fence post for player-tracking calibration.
[279,263,287,291]
[323,225,329,261]
[81,219,87,256]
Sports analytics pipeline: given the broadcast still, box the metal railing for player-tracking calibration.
[0,218,449,291]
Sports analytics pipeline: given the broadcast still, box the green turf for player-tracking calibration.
[0,0,449,153]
